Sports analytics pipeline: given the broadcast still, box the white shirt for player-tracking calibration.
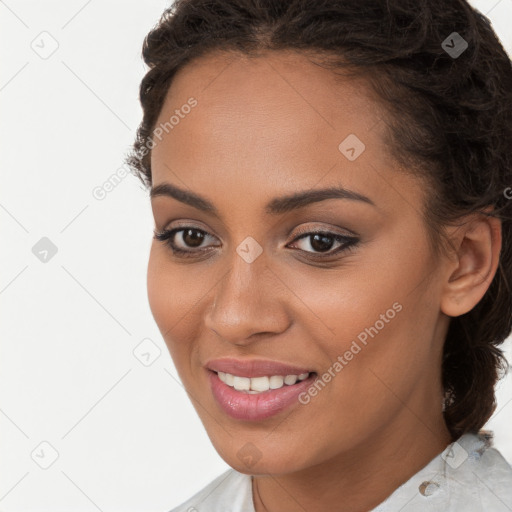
[169,432,512,511]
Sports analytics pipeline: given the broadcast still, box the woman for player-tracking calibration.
[126,0,512,510]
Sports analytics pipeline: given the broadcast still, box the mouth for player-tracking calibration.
[207,369,318,421]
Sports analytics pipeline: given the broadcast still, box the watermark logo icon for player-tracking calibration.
[133,338,161,366]
[236,236,263,263]
[237,442,262,468]
[31,441,59,469]
[442,32,468,59]
[30,31,59,60]
[441,441,468,469]
[32,237,58,263]
[338,134,366,161]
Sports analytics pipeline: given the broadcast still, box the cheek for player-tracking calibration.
[323,272,439,419]
[283,256,399,349]
[146,247,196,352]
[147,246,172,329]
[147,246,203,323]
[304,233,437,382]
[146,245,212,361]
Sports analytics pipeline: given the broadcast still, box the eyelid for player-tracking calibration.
[155,222,360,260]
[290,223,360,240]
[157,221,361,242]
[162,221,359,241]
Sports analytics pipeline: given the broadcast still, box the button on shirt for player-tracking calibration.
[169,432,512,512]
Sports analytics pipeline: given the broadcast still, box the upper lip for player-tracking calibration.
[205,357,314,378]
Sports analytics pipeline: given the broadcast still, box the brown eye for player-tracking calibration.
[288,231,359,256]
[179,228,206,248]
[153,227,218,255]
[154,226,359,260]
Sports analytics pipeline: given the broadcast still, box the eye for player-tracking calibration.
[153,226,359,259]
[153,226,218,256]
[287,230,359,257]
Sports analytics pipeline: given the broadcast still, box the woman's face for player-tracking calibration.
[148,50,452,474]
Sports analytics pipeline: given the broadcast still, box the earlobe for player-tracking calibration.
[440,210,502,318]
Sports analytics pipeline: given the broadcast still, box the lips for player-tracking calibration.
[205,357,314,378]
[207,369,317,421]
[204,357,318,420]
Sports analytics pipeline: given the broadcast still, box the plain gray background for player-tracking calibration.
[1,0,511,510]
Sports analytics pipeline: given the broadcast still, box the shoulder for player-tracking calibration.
[459,433,512,508]
[168,468,255,512]
[373,432,512,512]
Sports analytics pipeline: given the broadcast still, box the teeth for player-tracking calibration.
[284,375,298,385]
[233,376,250,391]
[269,375,284,389]
[217,371,311,393]
[251,376,270,392]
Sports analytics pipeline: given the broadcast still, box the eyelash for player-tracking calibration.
[153,226,359,260]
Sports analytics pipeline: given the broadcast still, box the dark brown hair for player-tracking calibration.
[126,0,512,440]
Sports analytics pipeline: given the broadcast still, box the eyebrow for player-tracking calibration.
[150,181,376,217]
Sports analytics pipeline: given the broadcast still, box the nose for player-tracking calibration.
[204,249,290,346]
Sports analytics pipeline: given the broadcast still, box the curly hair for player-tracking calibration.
[126,0,512,440]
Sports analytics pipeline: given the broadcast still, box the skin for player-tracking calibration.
[147,50,502,512]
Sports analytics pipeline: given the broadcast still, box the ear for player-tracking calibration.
[440,208,502,318]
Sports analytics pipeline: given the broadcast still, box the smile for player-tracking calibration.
[208,369,318,421]
[217,371,311,393]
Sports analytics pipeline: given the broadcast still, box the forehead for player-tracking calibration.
[150,50,424,216]
[154,49,382,141]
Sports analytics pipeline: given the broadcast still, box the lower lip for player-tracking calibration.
[207,370,317,421]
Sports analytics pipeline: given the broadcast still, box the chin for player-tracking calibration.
[228,458,298,476]
[215,442,310,476]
